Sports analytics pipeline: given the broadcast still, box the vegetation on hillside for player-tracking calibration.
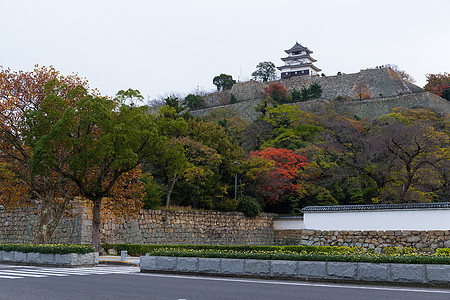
[0,66,449,248]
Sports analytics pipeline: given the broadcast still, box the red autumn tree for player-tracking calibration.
[264,83,288,103]
[424,73,450,94]
[246,147,308,204]
[352,80,370,100]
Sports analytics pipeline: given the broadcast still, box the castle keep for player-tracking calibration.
[277,42,321,78]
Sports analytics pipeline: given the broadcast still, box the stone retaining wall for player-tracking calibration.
[274,229,450,251]
[140,256,450,286]
[98,209,275,245]
[0,201,276,246]
[0,201,87,244]
[193,92,450,122]
[0,251,99,266]
[1,202,449,250]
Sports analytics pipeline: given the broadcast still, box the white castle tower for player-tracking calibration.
[278,42,321,78]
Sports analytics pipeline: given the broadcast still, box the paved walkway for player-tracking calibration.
[99,255,140,266]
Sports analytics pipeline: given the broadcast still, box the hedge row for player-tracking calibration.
[101,244,365,256]
[101,244,450,265]
[0,244,95,255]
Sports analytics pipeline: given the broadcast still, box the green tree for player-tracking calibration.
[377,108,449,202]
[24,82,160,251]
[251,61,277,82]
[213,74,236,91]
[115,88,144,106]
[291,88,302,101]
[0,66,86,244]
[184,94,205,110]
[441,87,450,101]
[308,83,323,98]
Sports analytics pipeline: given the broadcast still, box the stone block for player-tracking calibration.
[156,256,177,271]
[271,260,297,277]
[221,258,245,275]
[245,259,270,276]
[391,264,426,283]
[93,252,99,264]
[77,253,94,265]
[357,263,389,282]
[2,251,14,262]
[55,253,77,266]
[327,262,357,279]
[140,256,157,271]
[407,236,421,243]
[297,261,326,279]
[27,252,40,264]
[40,254,55,265]
[14,252,27,263]
[177,257,198,272]
[426,265,450,284]
[198,258,221,273]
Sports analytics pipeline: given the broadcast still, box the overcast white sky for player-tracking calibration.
[2,0,449,101]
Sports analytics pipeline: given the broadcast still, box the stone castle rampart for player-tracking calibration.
[1,202,449,251]
[193,92,450,122]
[193,68,449,122]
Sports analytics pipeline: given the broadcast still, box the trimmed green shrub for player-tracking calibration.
[101,244,450,265]
[0,244,95,254]
[435,248,450,256]
[215,198,239,211]
[237,196,262,217]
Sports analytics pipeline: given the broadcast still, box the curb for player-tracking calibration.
[140,256,450,288]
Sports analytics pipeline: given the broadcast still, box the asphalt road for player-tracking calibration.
[0,264,449,300]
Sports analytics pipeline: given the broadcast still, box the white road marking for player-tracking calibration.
[0,266,139,280]
[0,271,47,278]
[10,270,69,277]
[135,273,450,295]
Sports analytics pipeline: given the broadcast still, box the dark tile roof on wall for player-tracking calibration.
[301,202,450,212]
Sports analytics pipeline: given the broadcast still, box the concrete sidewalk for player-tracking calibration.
[99,255,140,266]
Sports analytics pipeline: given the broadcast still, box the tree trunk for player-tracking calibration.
[44,197,71,244]
[37,198,51,244]
[165,174,178,209]
[92,199,102,252]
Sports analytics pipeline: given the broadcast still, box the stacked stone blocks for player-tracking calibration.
[140,256,449,285]
[0,251,99,266]
[274,229,450,251]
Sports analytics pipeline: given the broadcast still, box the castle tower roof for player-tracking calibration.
[285,42,312,54]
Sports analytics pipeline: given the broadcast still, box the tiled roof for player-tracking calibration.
[285,42,310,53]
[301,202,450,212]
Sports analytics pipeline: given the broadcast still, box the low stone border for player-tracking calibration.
[0,251,99,266]
[140,256,450,287]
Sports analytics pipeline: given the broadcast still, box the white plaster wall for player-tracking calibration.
[273,218,304,230]
[303,209,450,231]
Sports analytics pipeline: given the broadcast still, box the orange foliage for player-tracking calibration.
[0,66,87,209]
[249,147,308,203]
[103,167,145,217]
